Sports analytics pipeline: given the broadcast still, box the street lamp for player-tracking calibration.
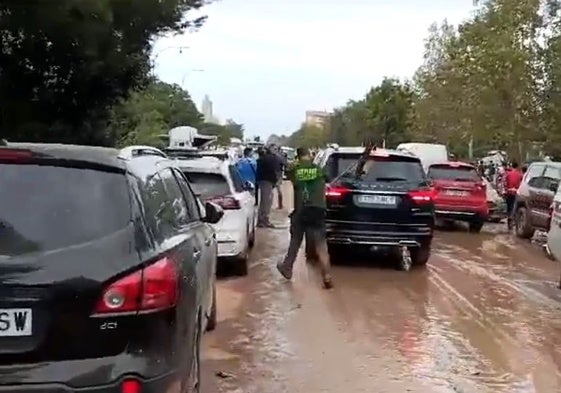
[181,69,205,87]
[151,45,190,75]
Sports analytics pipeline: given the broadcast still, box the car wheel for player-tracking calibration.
[515,206,534,239]
[206,279,217,332]
[248,224,255,249]
[185,312,202,393]
[468,220,484,233]
[411,244,431,266]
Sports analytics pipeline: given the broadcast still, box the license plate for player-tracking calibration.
[357,194,397,205]
[445,190,469,197]
[0,308,32,337]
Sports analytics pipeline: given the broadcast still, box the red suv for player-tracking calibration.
[428,162,488,232]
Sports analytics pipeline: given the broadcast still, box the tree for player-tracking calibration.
[0,0,207,145]
[109,80,203,148]
[411,0,543,160]
[199,121,244,146]
[300,77,414,148]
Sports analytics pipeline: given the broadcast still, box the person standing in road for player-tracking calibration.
[503,161,523,230]
[270,144,286,210]
[256,147,279,228]
[236,147,257,202]
[277,147,333,289]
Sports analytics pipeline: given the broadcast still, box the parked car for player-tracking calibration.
[514,161,561,239]
[427,161,488,232]
[317,146,435,271]
[547,183,561,264]
[178,156,257,275]
[0,143,222,393]
[483,177,507,223]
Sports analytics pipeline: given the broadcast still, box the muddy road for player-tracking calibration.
[202,189,561,393]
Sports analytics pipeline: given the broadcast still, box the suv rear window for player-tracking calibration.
[183,171,230,198]
[360,157,426,183]
[0,164,130,256]
[428,164,480,181]
[325,153,362,180]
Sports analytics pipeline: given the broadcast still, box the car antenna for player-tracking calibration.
[329,137,378,185]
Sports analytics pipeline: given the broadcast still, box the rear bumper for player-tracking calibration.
[325,219,433,248]
[215,228,246,257]
[0,371,179,393]
[434,204,488,222]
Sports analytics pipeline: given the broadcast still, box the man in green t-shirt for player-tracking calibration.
[276,147,333,289]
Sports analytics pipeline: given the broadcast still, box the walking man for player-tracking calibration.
[503,161,523,230]
[271,144,286,210]
[256,147,279,228]
[277,147,333,289]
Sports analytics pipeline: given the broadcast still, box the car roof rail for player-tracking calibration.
[118,145,168,160]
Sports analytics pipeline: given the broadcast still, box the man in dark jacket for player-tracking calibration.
[256,147,279,227]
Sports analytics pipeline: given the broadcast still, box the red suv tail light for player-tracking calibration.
[209,195,240,210]
[408,189,433,205]
[93,257,178,315]
[326,185,350,198]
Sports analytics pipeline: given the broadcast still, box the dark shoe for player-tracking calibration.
[277,261,292,280]
[322,276,333,290]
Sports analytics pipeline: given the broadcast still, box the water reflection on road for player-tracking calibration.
[202,210,561,393]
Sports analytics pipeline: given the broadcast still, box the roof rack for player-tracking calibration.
[118,145,168,160]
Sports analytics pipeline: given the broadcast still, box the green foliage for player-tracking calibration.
[109,80,203,148]
[0,0,207,145]
[199,121,244,145]
[289,78,414,148]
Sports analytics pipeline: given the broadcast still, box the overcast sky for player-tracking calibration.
[154,0,476,139]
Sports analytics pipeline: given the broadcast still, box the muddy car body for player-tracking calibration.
[515,161,561,239]
[317,146,435,270]
[428,161,489,232]
[0,143,222,393]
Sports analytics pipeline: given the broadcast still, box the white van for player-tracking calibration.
[396,143,449,172]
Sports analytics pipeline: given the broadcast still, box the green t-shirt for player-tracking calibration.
[287,160,327,210]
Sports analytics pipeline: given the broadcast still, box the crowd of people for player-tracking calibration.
[235,144,287,227]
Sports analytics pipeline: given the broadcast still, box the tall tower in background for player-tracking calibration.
[201,95,213,123]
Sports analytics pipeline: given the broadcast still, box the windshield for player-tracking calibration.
[0,164,130,256]
[183,171,230,199]
[428,165,480,181]
[360,158,426,183]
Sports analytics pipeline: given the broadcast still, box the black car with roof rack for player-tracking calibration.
[315,145,435,270]
[0,142,222,393]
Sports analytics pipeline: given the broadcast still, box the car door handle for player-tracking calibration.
[193,249,201,260]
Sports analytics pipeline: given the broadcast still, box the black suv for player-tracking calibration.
[0,143,222,393]
[315,146,435,270]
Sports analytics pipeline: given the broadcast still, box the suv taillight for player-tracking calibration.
[93,257,178,315]
[326,185,350,199]
[209,195,240,210]
[408,189,433,205]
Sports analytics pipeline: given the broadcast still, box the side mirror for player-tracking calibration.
[203,202,224,224]
[549,182,559,193]
[243,181,255,191]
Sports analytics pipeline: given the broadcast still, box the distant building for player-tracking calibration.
[201,95,213,123]
[305,110,332,128]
